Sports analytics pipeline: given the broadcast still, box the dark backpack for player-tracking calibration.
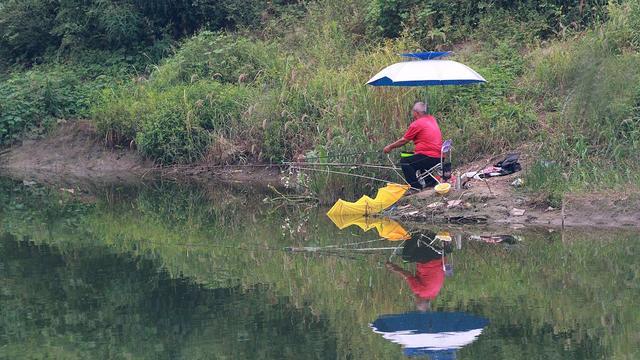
[495,153,521,175]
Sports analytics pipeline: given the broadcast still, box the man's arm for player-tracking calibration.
[383,137,409,153]
[385,261,413,278]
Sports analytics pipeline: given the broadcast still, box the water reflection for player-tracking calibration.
[386,232,453,310]
[0,234,338,359]
[370,312,489,359]
[377,231,490,359]
[0,177,637,359]
[326,213,411,241]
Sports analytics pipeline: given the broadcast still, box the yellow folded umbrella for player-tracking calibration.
[326,183,410,217]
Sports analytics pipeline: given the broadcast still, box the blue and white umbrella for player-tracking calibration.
[367,52,486,87]
[370,311,489,359]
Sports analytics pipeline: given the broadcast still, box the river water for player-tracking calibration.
[0,177,638,359]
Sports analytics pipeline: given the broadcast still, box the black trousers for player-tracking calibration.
[400,154,441,189]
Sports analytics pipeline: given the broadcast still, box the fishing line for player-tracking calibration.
[323,237,388,248]
[122,230,400,270]
[387,239,407,262]
[288,165,394,184]
[301,150,382,161]
[282,162,396,171]
[386,154,413,188]
[330,247,400,251]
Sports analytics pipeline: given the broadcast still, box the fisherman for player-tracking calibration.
[383,102,443,190]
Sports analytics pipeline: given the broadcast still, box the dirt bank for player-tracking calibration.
[2,123,639,229]
[0,121,149,184]
[388,153,640,229]
[0,121,281,186]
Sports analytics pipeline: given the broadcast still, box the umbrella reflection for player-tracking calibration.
[376,231,489,359]
[326,213,411,241]
[370,311,489,359]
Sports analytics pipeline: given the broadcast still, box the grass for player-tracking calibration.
[522,2,640,199]
[2,0,640,198]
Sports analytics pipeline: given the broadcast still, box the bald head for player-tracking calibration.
[412,102,428,120]
[413,102,427,114]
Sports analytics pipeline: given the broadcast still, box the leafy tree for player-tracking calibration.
[0,0,302,65]
[0,0,59,63]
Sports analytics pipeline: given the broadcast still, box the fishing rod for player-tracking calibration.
[301,150,383,161]
[288,165,399,184]
[282,162,396,171]
[323,237,388,248]
[286,246,399,252]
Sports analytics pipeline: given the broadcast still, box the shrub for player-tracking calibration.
[604,0,640,51]
[151,31,284,86]
[135,98,211,165]
[0,69,93,144]
[92,80,257,164]
[521,4,640,190]
[0,0,302,66]
[92,86,145,147]
[365,0,610,47]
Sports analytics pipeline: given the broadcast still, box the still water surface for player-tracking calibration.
[0,178,638,359]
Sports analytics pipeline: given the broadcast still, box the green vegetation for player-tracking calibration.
[2,0,640,196]
[523,1,640,199]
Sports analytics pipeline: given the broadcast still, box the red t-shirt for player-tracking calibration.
[403,115,442,158]
[404,258,445,300]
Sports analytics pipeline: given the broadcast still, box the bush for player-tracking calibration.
[92,80,257,164]
[521,3,640,191]
[0,68,93,144]
[91,31,283,163]
[92,86,145,147]
[604,0,640,50]
[0,0,302,66]
[365,0,610,47]
[151,31,284,86]
[135,99,211,165]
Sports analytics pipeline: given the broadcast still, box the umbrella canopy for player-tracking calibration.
[400,51,452,60]
[370,311,489,359]
[367,59,486,87]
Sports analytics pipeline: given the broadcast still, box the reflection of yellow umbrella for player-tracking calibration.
[326,183,410,217]
[376,218,412,241]
[326,214,411,241]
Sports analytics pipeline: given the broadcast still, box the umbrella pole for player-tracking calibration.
[425,87,429,112]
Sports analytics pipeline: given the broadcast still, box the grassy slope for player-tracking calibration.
[2,1,640,200]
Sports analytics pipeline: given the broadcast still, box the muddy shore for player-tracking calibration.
[2,121,639,229]
[389,170,640,230]
[0,121,282,187]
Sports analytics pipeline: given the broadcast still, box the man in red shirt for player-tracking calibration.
[383,102,443,189]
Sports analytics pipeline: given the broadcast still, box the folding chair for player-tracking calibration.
[416,139,452,187]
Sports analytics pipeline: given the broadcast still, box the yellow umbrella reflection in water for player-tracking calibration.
[326,213,411,241]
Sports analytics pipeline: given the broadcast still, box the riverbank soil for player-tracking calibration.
[0,121,150,185]
[0,121,281,186]
[390,153,640,229]
[2,125,639,228]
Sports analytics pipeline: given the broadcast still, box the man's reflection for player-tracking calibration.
[385,232,452,311]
